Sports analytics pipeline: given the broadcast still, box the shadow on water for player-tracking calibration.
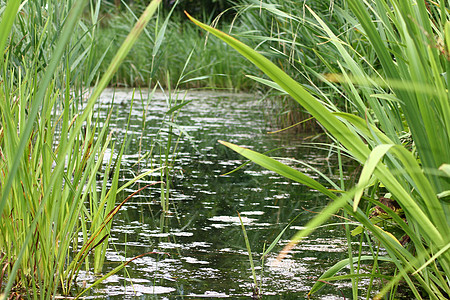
[80,89,367,299]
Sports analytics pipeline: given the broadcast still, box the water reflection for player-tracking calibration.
[83,89,361,299]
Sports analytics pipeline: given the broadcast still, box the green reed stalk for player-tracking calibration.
[238,212,260,298]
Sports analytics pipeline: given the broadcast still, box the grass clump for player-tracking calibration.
[188,0,450,298]
[0,0,162,298]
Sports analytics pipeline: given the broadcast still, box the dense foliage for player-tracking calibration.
[0,0,163,297]
[1,0,449,298]
[105,0,234,17]
[188,0,450,298]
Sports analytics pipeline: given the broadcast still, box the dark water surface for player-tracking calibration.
[81,89,359,299]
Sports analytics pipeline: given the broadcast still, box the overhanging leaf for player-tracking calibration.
[218,140,335,199]
[354,144,395,211]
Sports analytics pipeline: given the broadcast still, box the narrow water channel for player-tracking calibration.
[81,89,358,299]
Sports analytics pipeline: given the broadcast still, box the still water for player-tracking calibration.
[83,89,358,299]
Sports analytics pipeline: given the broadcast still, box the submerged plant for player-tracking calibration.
[187,0,450,298]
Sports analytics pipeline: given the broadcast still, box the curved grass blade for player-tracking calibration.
[245,75,287,94]
[353,144,395,211]
[261,213,302,259]
[0,0,21,66]
[217,140,353,261]
[74,251,169,299]
[218,140,336,198]
[308,256,394,296]
[187,10,447,250]
[185,11,371,164]
[221,147,285,176]
[237,211,259,292]
[332,112,393,145]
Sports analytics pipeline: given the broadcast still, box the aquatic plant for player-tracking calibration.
[0,0,162,298]
[187,0,450,298]
[237,211,261,298]
[91,1,252,90]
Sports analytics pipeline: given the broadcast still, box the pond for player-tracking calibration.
[80,89,362,299]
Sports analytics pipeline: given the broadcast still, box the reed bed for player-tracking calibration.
[188,0,450,298]
[91,1,253,90]
[0,0,163,298]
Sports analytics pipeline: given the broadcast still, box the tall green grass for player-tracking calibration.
[188,0,450,298]
[227,0,351,129]
[0,0,162,298]
[91,1,253,90]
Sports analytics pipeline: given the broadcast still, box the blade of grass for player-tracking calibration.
[237,211,259,296]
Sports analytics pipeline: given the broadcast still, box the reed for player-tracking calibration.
[188,0,450,298]
[91,1,253,90]
[237,211,261,298]
[0,0,162,298]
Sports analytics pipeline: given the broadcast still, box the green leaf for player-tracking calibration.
[0,0,21,67]
[309,256,394,296]
[245,75,287,94]
[261,214,302,258]
[354,144,394,211]
[218,141,336,199]
[166,100,193,115]
[439,164,450,177]
[185,12,371,165]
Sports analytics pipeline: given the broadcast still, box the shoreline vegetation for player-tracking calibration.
[92,1,251,90]
[0,0,164,298]
[187,0,450,299]
[91,0,325,131]
[1,0,449,298]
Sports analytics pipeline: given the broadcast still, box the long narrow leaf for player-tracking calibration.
[309,256,394,296]
[185,12,371,164]
[218,140,336,199]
